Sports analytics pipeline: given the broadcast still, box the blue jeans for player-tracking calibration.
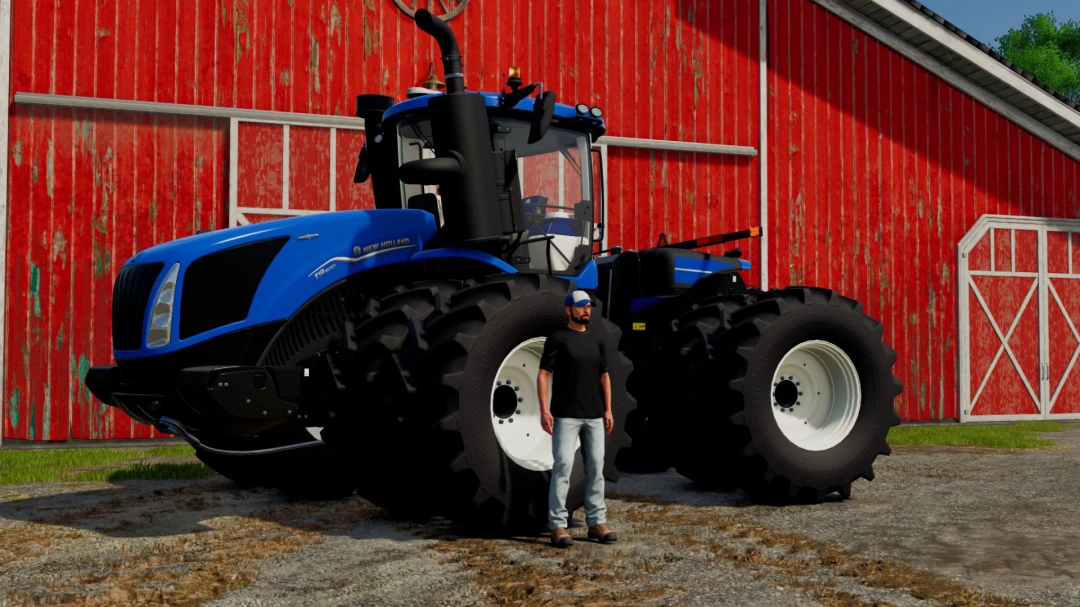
[549,417,606,530]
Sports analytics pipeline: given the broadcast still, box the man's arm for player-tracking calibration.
[537,369,551,413]
[601,371,613,435]
[538,368,554,435]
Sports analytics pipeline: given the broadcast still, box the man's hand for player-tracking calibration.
[541,410,555,435]
[604,410,614,435]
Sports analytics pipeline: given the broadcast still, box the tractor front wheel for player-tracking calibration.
[398,274,635,532]
[322,280,463,514]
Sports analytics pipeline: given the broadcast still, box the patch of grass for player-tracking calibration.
[887,421,1063,449]
[75,462,216,483]
[0,445,209,485]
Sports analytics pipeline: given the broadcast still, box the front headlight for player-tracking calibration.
[147,263,180,349]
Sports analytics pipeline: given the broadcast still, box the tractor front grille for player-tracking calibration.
[179,237,289,340]
[112,262,165,350]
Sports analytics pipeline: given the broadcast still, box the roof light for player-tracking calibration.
[576,103,590,115]
[590,107,603,118]
[507,66,523,92]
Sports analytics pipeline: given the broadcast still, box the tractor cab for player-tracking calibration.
[352,12,605,280]
[357,90,605,278]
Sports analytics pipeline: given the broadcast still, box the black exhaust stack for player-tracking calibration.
[415,11,464,94]
[406,9,502,249]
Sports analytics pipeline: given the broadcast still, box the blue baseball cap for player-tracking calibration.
[565,290,592,307]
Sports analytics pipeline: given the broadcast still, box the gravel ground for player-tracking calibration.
[2,426,1078,606]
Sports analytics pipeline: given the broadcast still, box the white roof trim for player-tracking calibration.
[814,0,1080,164]
[873,0,1080,130]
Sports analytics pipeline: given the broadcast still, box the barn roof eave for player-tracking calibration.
[815,0,1080,162]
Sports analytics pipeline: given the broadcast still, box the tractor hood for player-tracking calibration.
[114,209,438,359]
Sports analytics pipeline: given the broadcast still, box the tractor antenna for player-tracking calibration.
[537,28,543,95]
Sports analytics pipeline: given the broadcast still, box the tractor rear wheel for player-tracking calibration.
[395,274,634,532]
[617,290,760,474]
[660,287,902,502]
[322,280,462,513]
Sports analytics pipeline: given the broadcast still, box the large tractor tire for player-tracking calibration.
[391,274,635,532]
[659,287,902,502]
[616,289,760,474]
[193,427,355,499]
[322,280,463,513]
[613,375,671,473]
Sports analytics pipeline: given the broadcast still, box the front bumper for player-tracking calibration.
[85,365,309,437]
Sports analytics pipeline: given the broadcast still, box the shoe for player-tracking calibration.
[588,523,618,544]
[550,527,574,548]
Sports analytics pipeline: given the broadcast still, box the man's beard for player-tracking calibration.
[572,312,591,325]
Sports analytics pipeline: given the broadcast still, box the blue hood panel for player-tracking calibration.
[116,210,438,358]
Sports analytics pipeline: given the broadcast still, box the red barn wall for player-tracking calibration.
[15,0,1074,437]
[3,0,761,440]
[767,0,1080,421]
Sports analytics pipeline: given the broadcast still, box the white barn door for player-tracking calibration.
[959,216,1080,421]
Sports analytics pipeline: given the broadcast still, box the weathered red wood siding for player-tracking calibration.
[4,0,760,439]
[767,0,1080,421]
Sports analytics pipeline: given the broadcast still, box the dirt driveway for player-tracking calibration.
[2,427,1079,606]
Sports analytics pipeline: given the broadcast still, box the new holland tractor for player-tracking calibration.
[85,10,901,531]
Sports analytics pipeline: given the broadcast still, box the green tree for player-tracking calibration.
[996,12,1080,103]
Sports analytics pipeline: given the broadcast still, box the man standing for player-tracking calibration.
[537,290,618,548]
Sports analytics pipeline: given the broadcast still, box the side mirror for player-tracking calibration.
[399,154,465,185]
[529,91,556,144]
[353,144,371,183]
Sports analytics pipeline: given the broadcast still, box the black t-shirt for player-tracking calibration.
[539,327,609,419]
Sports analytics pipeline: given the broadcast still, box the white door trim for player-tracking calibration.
[228,119,364,227]
[0,0,13,445]
[758,0,769,291]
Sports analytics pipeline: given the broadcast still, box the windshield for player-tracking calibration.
[493,119,593,274]
[396,116,594,274]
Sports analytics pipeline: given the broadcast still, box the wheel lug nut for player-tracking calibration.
[516,410,521,414]
[499,420,504,424]
[514,387,520,392]
[508,418,514,423]
[506,380,511,385]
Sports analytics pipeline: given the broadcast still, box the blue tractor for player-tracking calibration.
[86,11,901,530]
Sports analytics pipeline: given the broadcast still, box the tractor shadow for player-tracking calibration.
[0,478,401,541]
[0,469,844,543]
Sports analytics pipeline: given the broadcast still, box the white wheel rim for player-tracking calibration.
[770,340,861,451]
[491,337,575,471]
